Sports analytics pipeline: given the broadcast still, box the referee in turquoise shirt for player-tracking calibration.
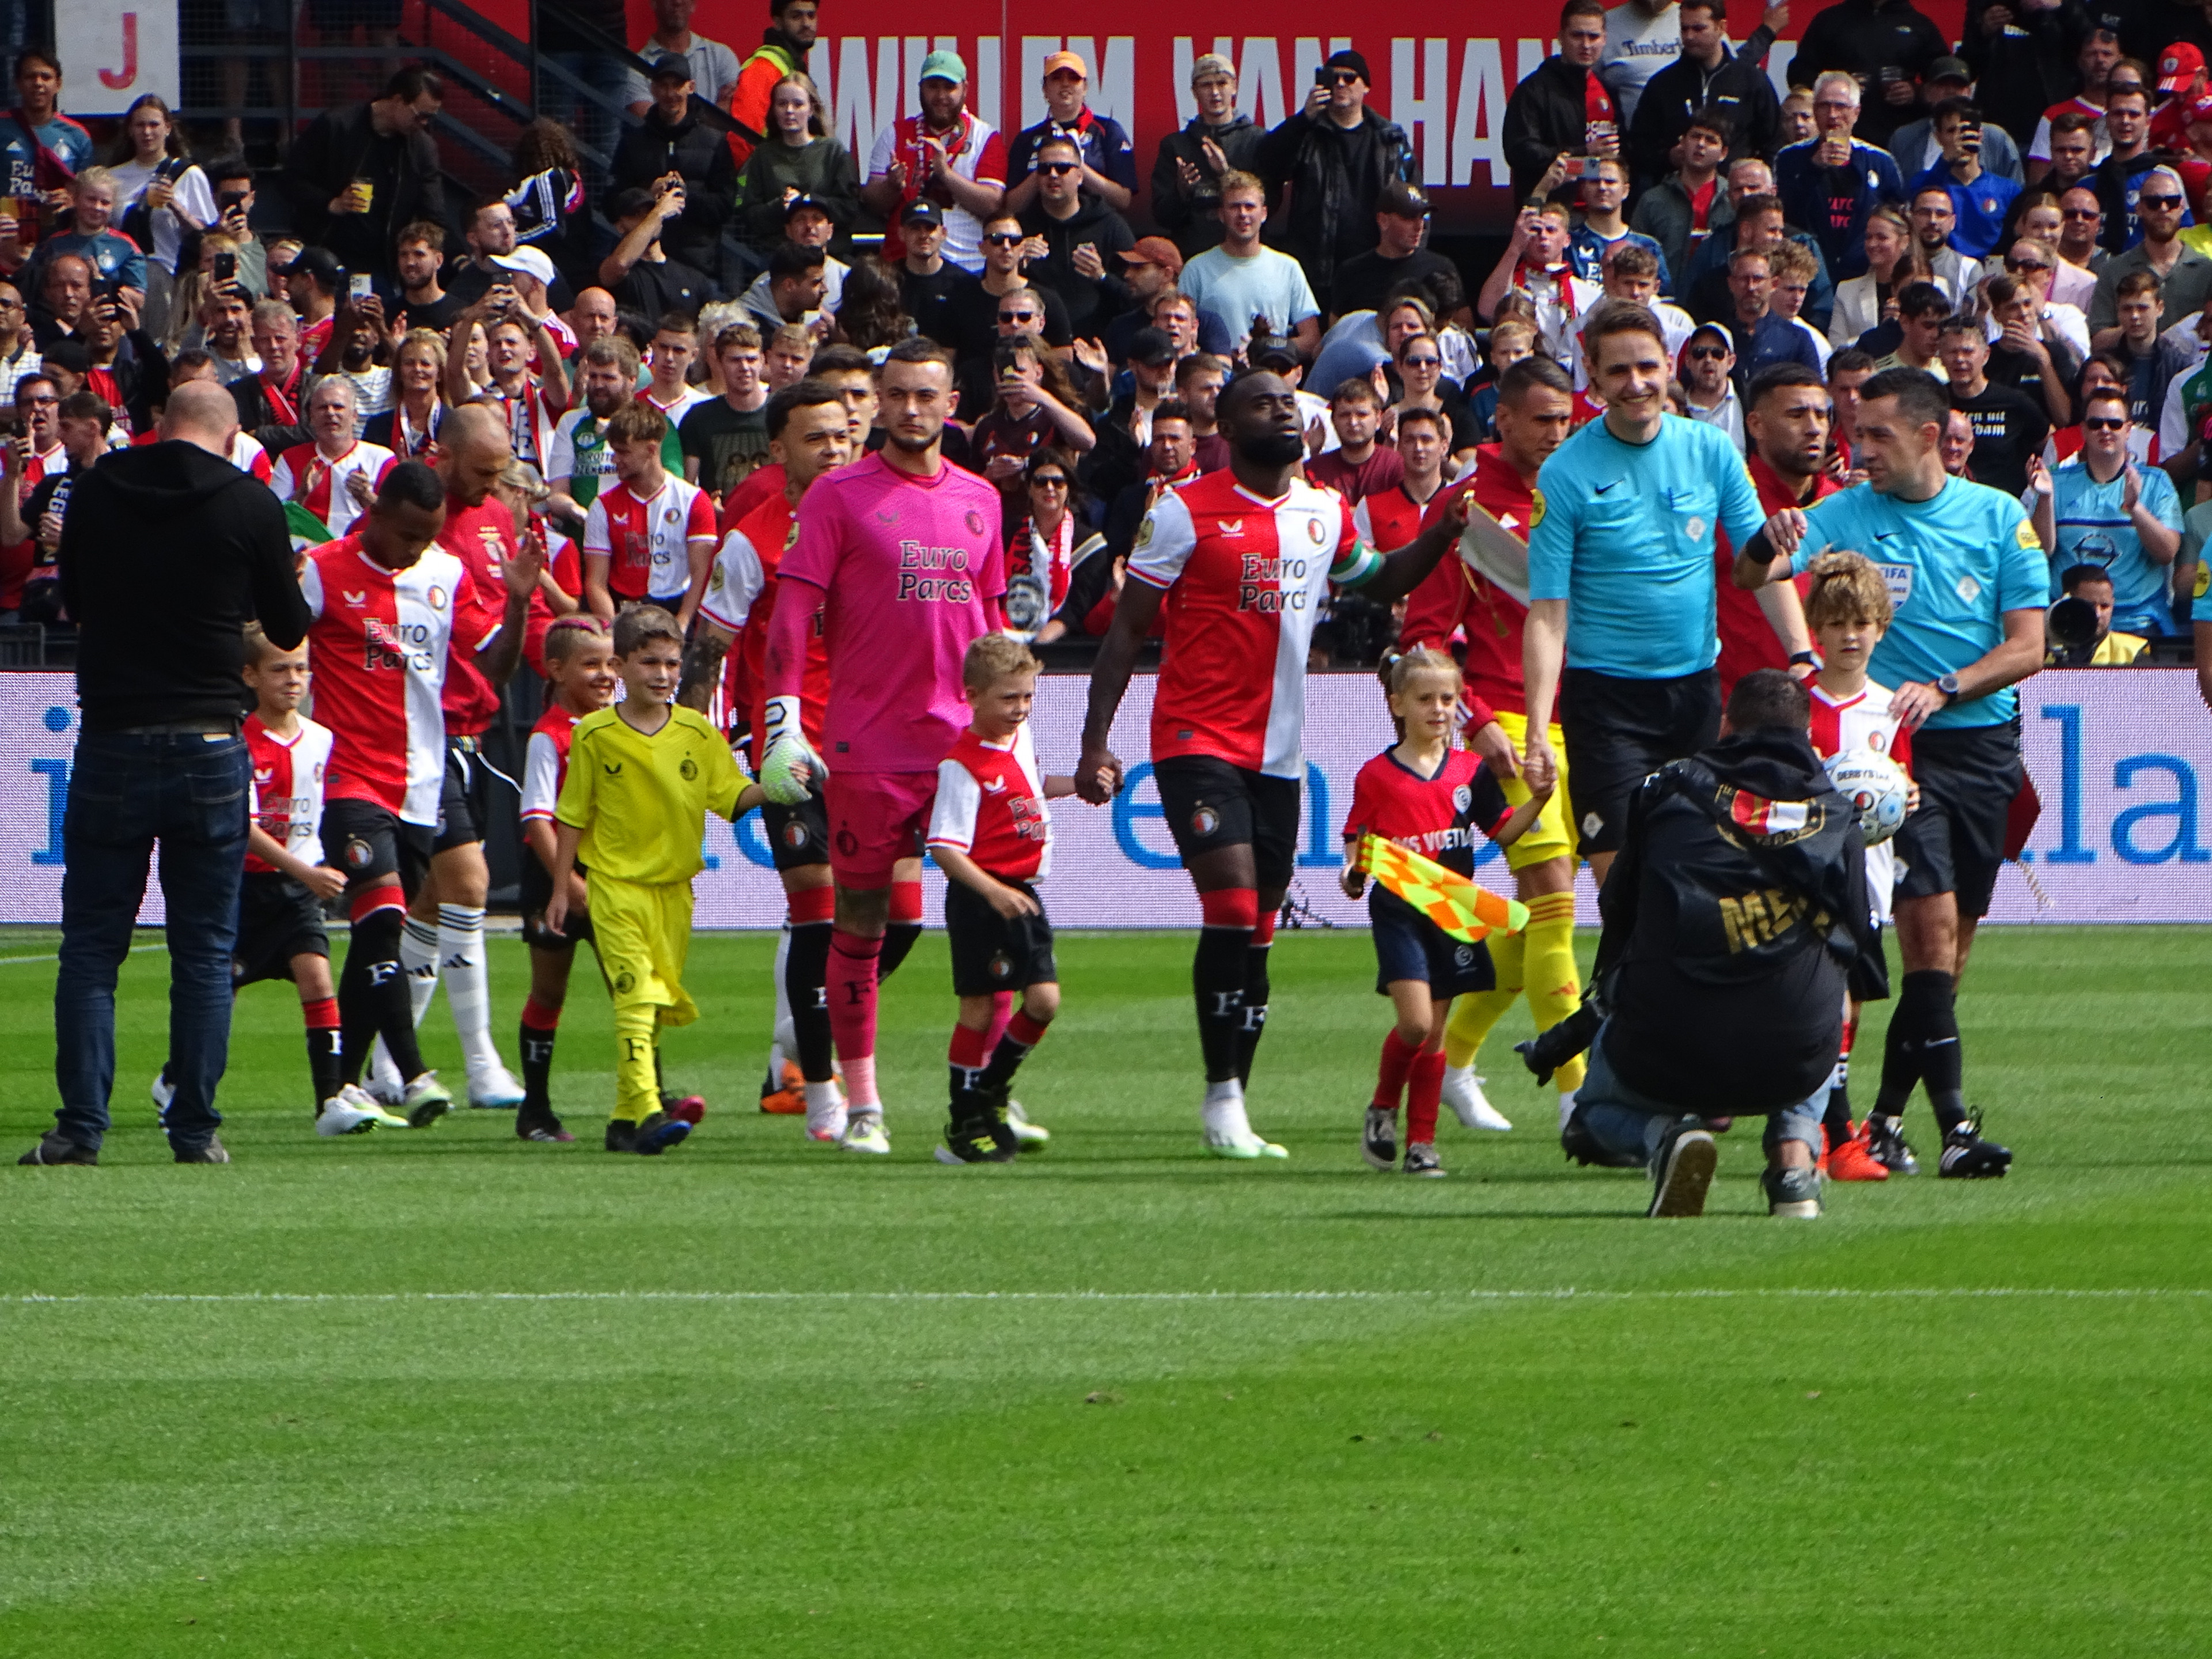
[1522,304,1811,885]
[1736,366,2043,1183]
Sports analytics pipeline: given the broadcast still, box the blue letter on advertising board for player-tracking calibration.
[2111,755,2208,865]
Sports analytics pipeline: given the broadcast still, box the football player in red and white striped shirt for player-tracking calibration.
[301,460,536,1127]
[362,407,540,1112]
[1080,369,1472,1158]
[581,400,719,630]
[681,380,850,1134]
[926,635,1083,1163]
[515,615,619,1144]
[270,378,397,539]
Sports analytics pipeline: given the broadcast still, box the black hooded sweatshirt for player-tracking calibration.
[59,441,308,733]
[1592,727,1874,1115]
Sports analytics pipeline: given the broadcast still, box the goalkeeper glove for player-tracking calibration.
[759,694,824,805]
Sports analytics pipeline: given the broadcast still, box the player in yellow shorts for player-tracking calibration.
[544,605,766,1154]
[1394,356,1591,1143]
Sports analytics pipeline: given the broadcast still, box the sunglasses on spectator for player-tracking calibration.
[1687,345,1729,361]
[999,310,1039,323]
[1402,354,1441,368]
[2140,193,2186,209]
[1031,473,1069,488]
[1039,161,1080,175]
[1323,71,1361,86]
[2082,416,2128,430]
[0,296,21,309]
[2006,257,2050,271]
[983,232,1022,245]
[2062,206,2100,219]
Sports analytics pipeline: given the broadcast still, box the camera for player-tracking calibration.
[2048,594,2099,649]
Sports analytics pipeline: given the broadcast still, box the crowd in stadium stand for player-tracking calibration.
[3,0,2210,654]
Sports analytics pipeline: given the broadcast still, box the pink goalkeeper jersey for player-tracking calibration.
[778,451,1006,773]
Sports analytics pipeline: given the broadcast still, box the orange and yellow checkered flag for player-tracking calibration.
[1354,834,1529,944]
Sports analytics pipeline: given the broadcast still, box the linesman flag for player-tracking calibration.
[1354,834,1530,944]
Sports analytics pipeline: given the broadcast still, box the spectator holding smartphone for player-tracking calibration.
[107,96,214,340]
[202,159,268,300]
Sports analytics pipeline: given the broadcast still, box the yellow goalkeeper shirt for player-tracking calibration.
[555,703,744,884]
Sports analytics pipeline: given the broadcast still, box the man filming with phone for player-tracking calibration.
[1908,100,2020,260]
[206,159,268,299]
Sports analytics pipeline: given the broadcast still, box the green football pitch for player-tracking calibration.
[2,923,2207,1656]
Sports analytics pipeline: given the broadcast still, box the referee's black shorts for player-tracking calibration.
[1895,721,2023,922]
[1560,667,1721,856]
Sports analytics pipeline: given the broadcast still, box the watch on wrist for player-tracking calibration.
[1788,650,1819,668]
[1936,672,1961,703]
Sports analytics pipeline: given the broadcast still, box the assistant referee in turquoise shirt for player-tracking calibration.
[1521,304,1812,885]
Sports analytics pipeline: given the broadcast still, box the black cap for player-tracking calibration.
[647,58,695,84]
[1377,180,1430,219]
[1324,49,1371,83]
[899,198,944,228]
[281,245,342,289]
[40,338,89,373]
[784,192,830,221]
[1128,326,1177,368]
[1248,334,1301,370]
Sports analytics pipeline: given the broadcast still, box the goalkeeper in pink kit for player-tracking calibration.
[759,339,1009,1155]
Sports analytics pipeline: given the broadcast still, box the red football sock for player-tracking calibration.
[521,994,562,1033]
[1407,1047,1447,1145]
[827,929,882,1104]
[301,995,339,1032]
[1374,1027,1421,1110]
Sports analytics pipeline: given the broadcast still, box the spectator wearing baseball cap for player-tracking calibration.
[892,199,978,351]
[1330,181,1463,322]
[1005,49,1138,217]
[859,49,1009,273]
[1256,48,1415,315]
[610,57,738,277]
[1150,51,1266,258]
[1101,237,1187,361]
[2151,44,2211,151]
[1888,58,2024,184]
[1080,324,1184,506]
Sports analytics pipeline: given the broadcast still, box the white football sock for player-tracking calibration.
[1202,1078,1249,1141]
[771,919,798,1070]
[401,915,440,1026]
[437,903,501,1079]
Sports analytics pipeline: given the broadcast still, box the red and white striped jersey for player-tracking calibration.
[1128,469,1378,779]
[300,534,486,827]
[584,474,717,604]
[434,497,518,737]
[232,431,271,482]
[271,440,397,539]
[698,490,830,760]
[929,722,1052,881]
[520,701,582,826]
[1352,482,1440,554]
[1808,678,1912,922]
[244,712,334,873]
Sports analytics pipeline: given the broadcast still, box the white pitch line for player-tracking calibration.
[0,943,166,967]
[6,1287,2206,1307]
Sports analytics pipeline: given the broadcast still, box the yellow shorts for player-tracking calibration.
[1482,710,1577,873]
[586,872,699,1027]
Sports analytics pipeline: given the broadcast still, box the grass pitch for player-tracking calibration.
[2,923,2209,1656]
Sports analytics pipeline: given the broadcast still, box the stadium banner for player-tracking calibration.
[650,1,1974,231]
[1,666,2205,928]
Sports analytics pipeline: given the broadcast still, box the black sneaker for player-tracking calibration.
[1647,1119,1717,1218]
[516,1105,574,1144]
[173,1136,230,1164]
[630,1111,692,1156]
[18,1133,97,1166]
[1865,1114,1919,1175]
[1762,1162,1823,1218]
[1938,1111,2012,1179]
[1560,1105,1644,1170]
[604,1118,639,1153]
[1361,1106,1398,1171]
[935,1090,1017,1164]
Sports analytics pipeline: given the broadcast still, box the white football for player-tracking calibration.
[1824,747,1910,846]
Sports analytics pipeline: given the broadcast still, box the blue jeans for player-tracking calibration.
[53,730,250,1152]
[1575,1022,1825,1167]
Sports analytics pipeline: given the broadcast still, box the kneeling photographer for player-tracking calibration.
[1524,671,1875,1218]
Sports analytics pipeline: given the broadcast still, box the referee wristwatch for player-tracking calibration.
[1935,672,1962,704]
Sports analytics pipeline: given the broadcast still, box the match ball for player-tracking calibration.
[1824,747,1910,846]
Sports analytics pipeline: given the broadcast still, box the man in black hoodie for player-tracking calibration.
[1530,671,1874,1219]
[25,380,308,1168]
[1150,52,1267,258]
[1014,134,1135,341]
[612,60,740,276]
